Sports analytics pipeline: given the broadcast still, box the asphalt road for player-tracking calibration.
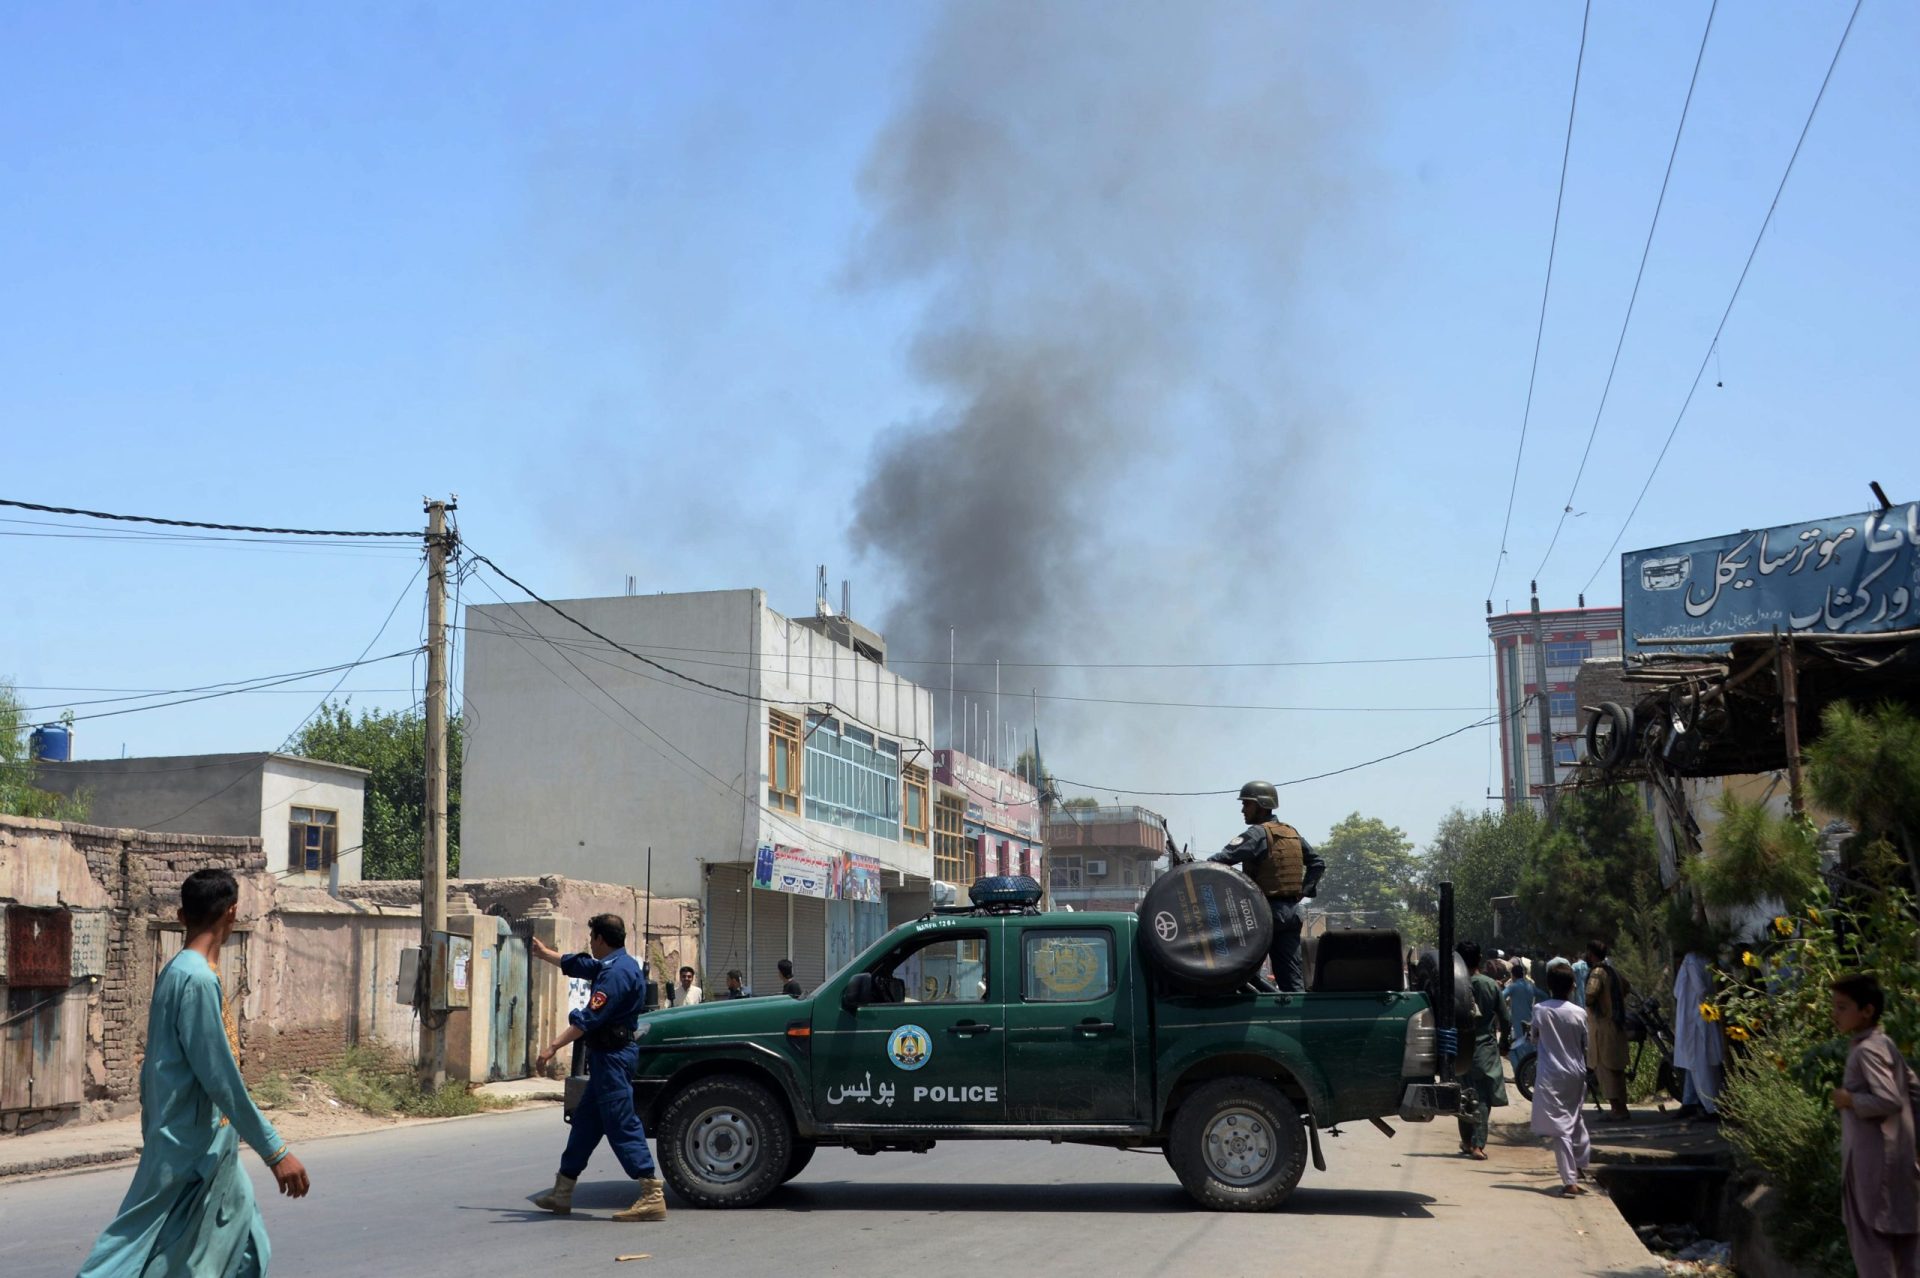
[1,1106,1660,1278]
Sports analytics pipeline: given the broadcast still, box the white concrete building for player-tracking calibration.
[34,753,370,884]
[459,588,938,995]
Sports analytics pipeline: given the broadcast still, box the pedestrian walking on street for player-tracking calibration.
[1505,958,1541,1075]
[1530,964,1593,1196]
[1672,949,1724,1121]
[779,958,804,998]
[79,869,311,1277]
[1455,941,1510,1161]
[1831,974,1920,1277]
[1208,780,1327,992]
[1584,939,1632,1123]
[529,914,667,1222]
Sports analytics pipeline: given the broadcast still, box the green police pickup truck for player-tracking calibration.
[596,876,1458,1212]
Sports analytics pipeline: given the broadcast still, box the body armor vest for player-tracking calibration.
[1251,821,1306,900]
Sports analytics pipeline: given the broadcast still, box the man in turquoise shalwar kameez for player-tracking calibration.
[79,868,311,1277]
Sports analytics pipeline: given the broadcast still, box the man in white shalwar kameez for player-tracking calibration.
[1529,965,1592,1195]
[1672,950,1724,1119]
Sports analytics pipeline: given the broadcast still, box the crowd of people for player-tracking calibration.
[1442,935,1917,1276]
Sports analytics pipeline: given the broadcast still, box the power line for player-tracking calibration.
[1486,0,1593,602]
[281,559,429,750]
[1533,0,1719,585]
[455,621,1482,714]
[1052,698,1533,798]
[1580,0,1865,597]
[0,497,419,538]
[32,651,416,724]
[447,621,1483,670]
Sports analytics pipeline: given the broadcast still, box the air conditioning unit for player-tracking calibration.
[1086,859,1108,877]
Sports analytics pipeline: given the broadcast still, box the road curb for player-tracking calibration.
[0,1095,559,1184]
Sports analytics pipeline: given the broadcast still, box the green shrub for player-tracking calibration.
[313,1044,504,1118]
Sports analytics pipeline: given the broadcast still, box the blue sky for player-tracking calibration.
[2,1,1914,855]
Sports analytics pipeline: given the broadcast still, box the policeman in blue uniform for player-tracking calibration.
[528,913,666,1222]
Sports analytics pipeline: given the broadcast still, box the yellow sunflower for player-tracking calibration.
[1699,1001,1721,1022]
[1741,950,1758,968]
[1772,915,1793,937]
[1726,1025,1750,1043]
[1807,906,1822,924]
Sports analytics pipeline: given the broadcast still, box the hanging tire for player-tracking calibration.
[1586,701,1633,769]
[657,1075,793,1208]
[781,1140,816,1184]
[1167,1077,1307,1212]
[1137,862,1274,991]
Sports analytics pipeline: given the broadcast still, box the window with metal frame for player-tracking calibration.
[1544,640,1593,670]
[803,714,901,839]
[768,710,802,813]
[289,807,338,872]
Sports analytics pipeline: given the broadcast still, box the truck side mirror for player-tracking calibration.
[842,972,875,1011]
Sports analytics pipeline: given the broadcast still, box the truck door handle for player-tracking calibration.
[947,1023,996,1037]
[1075,1020,1117,1034]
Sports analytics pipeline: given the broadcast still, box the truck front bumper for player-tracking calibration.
[1398,1082,1462,1122]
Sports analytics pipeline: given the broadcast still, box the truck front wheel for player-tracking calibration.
[1168,1077,1307,1211]
[656,1076,793,1208]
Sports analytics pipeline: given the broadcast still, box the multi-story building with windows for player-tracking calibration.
[1043,804,1167,910]
[1488,604,1625,810]
[460,588,937,996]
[931,749,1041,890]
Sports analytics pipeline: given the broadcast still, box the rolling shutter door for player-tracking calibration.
[752,890,789,997]
[704,864,750,986]
[791,895,827,992]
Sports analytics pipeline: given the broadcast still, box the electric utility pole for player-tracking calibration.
[418,497,455,1086]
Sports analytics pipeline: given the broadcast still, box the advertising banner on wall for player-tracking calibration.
[837,852,884,904]
[1622,504,1920,657]
[753,843,834,897]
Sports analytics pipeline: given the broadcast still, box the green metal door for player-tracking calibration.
[1002,922,1139,1122]
[812,920,1005,1125]
[490,926,530,1081]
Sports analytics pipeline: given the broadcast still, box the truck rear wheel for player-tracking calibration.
[1168,1077,1306,1212]
[657,1076,793,1208]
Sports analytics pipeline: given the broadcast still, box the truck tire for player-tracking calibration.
[782,1140,816,1183]
[1586,701,1633,769]
[657,1075,793,1208]
[1168,1077,1307,1212]
[1137,862,1274,991]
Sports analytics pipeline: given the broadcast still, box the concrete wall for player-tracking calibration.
[460,589,760,898]
[461,590,940,897]
[35,754,268,837]
[33,754,367,884]
[260,758,367,884]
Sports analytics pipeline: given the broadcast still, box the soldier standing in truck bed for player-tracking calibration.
[1210,781,1327,992]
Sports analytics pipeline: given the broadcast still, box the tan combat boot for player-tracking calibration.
[611,1176,667,1222]
[532,1173,577,1215]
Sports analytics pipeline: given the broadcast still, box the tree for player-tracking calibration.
[1313,812,1421,932]
[1516,784,1664,989]
[1416,804,1539,952]
[289,701,462,880]
[1060,796,1100,812]
[0,682,88,821]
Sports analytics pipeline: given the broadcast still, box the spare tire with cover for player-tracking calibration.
[1137,861,1274,991]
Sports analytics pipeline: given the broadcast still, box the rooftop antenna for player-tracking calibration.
[841,579,851,619]
[815,565,833,617]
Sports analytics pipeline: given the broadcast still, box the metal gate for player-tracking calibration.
[489,925,530,1082]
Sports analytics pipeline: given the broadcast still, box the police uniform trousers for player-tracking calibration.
[1268,897,1305,993]
[561,1043,655,1180]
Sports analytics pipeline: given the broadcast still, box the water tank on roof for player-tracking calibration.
[30,724,71,763]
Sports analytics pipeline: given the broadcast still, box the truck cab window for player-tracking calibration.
[1023,929,1115,1002]
[878,933,988,1004]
